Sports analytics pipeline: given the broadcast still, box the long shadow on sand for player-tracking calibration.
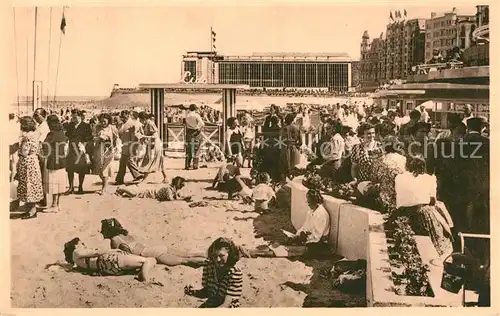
[247,207,367,307]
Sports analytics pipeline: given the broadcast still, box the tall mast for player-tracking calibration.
[32,7,38,111]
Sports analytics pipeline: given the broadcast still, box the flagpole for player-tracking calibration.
[47,7,53,108]
[54,7,65,102]
[210,26,213,53]
[32,6,38,112]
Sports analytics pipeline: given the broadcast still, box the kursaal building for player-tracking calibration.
[181,52,354,92]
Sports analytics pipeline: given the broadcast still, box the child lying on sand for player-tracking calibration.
[115,176,188,201]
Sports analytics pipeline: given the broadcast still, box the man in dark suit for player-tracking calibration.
[65,109,94,194]
[455,117,490,289]
[459,117,489,234]
[426,118,466,245]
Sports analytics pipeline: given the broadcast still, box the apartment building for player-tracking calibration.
[424,7,476,62]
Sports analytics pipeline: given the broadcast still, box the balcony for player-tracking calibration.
[411,62,464,75]
[407,65,489,84]
[472,24,489,43]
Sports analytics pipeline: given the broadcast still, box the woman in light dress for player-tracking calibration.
[91,113,119,195]
[138,112,167,183]
[16,116,44,219]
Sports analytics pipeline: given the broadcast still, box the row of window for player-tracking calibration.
[428,28,457,38]
[218,62,349,89]
[427,19,454,29]
[428,38,457,47]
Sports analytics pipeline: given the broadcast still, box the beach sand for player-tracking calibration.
[10,158,365,308]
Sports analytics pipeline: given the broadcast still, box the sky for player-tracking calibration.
[4,2,478,100]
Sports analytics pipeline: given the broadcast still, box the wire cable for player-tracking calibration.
[13,8,20,113]
[47,7,53,107]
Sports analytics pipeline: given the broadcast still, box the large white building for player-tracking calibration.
[181,51,353,92]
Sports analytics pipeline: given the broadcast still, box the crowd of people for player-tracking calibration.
[9,107,171,218]
[166,105,222,124]
[8,96,490,306]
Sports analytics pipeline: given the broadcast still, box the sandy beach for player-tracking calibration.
[10,158,365,308]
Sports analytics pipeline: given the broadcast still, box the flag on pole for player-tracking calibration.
[390,11,394,21]
[60,12,66,34]
[404,9,407,17]
[212,30,216,37]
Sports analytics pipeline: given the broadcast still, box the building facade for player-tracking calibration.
[181,52,353,91]
[463,5,489,66]
[359,17,425,89]
[424,8,476,62]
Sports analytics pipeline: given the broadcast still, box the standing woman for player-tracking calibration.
[138,112,167,182]
[41,115,69,212]
[350,123,383,182]
[226,117,244,167]
[261,104,283,183]
[279,113,302,182]
[17,116,44,219]
[65,109,93,195]
[91,113,119,195]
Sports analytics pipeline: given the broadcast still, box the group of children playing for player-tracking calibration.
[115,157,276,214]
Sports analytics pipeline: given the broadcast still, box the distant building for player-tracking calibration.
[463,5,489,66]
[424,7,476,62]
[181,52,353,92]
[359,15,425,89]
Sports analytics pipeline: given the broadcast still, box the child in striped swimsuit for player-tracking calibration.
[184,237,243,308]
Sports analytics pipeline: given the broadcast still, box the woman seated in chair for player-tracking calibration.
[100,218,207,267]
[63,237,156,282]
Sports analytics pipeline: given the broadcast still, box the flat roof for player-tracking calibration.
[138,83,250,90]
[249,52,350,58]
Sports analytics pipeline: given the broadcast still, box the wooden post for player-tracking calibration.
[222,88,236,153]
[150,88,165,150]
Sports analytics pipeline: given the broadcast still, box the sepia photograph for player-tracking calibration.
[3,0,492,309]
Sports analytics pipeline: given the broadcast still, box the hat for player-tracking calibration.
[466,116,488,128]
[477,116,489,124]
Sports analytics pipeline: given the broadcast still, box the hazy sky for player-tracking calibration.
[5,2,477,99]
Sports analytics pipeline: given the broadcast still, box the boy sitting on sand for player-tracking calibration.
[115,176,188,201]
[251,172,275,213]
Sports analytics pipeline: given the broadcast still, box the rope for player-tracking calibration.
[53,7,65,102]
[47,7,53,108]
[13,8,20,113]
[33,7,38,111]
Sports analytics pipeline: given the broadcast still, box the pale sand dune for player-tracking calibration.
[10,159,365,307]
